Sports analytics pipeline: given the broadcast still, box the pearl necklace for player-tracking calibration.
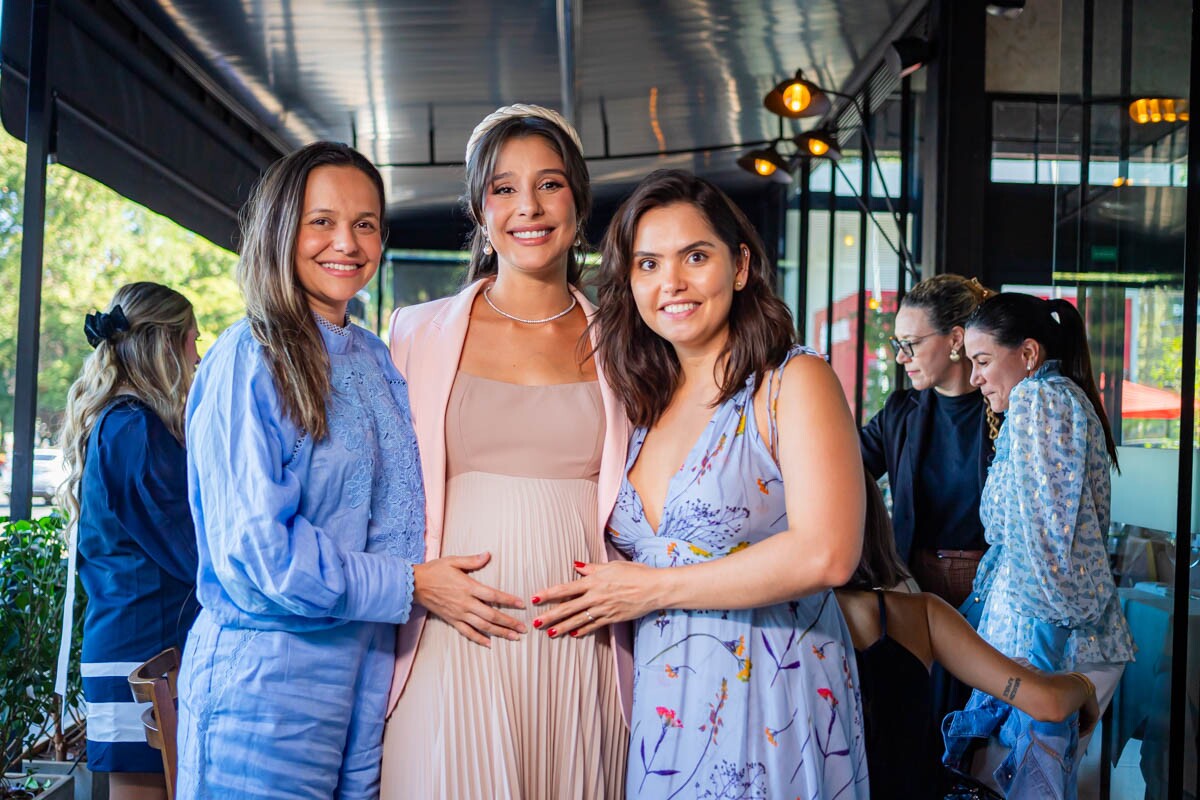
[483,286,577,324]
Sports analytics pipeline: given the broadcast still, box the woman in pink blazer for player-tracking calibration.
[379,104,632,800]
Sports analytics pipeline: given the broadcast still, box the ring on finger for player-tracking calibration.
[585,610,596,623]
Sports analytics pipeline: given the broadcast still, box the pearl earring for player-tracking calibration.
[949,349,961,363]
[481,230,493,256]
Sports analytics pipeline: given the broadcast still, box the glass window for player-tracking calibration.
[991,158,1037,183]
[869,158,903,199]
[834,158,863,197]
[1036,159,1082,184]
[828,211,862,409]
[809,161,833,193]
[780,207,802,327]
[804,209,831,352]
[862,213,905,420]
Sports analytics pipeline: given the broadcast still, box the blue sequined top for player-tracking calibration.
[186,317,425,633]
[974,361,1134,668]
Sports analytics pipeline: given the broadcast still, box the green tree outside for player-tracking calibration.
[0,126,242,448]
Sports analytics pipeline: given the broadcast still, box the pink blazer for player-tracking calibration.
[385,279,634,723]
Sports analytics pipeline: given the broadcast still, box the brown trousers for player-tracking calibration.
[910,548,985,608]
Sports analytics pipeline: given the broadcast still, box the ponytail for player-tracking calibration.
[1045,298,1118,467]
[967,292,1118,467]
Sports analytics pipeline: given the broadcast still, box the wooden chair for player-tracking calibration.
[128,647,181,798]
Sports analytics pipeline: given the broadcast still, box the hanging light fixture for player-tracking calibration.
[736,144,793,183]
[793,130,842,161]
[763,70,832,119]
[1129,98,1189,124]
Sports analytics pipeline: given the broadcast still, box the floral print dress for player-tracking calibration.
[609,347,869,799]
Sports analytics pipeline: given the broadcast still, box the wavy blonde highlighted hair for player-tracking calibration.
[58,282,197,523]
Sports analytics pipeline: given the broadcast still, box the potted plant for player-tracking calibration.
[1,515,76,800]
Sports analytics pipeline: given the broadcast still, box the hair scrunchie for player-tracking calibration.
[1046,297,1065,325]
[84,305,131,348]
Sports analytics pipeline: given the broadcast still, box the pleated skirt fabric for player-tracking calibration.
[380,472,627,799]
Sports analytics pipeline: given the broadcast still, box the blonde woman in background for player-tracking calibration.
[60,282,200,800]
[382,104,631,799]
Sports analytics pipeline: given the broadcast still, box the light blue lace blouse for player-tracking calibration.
[974,361,1134,668]
[186,318,425,632]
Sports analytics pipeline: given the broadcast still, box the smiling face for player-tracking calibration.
[293,164,383,324]
[892,305,967,392]
[965,328,1041,412]
[629,202,749,359]
[482,135,578,279]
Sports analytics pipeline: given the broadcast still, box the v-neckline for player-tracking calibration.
[624,395,741,537]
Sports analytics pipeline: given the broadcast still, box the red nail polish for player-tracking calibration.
[547,628,558,637]
[569,630,579,638]
[533,619,543,629]
[573,561,586,569]
[531,595,542,604]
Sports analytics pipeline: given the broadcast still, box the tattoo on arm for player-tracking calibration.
[1002,677,1021,701]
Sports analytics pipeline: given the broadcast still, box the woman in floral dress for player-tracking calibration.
[533,169,869,799]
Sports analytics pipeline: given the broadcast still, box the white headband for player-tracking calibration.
[464,103,584,165]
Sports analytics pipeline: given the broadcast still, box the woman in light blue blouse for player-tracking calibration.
[175,143,428,798]
[949,293,1133,796]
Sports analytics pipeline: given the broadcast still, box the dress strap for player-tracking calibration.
[874,589,888,638]
[765,345,818,463]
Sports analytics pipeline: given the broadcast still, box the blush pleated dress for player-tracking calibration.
[380,373,627,799]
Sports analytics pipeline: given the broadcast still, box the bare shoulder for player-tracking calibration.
[751,351,839,428]
[774,352,848,415]
[880,591,936,669]
[833,589,881,651]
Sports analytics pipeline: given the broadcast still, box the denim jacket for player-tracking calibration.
[943,622,1078,799]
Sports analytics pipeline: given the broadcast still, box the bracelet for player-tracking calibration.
[1068,671,1096,697]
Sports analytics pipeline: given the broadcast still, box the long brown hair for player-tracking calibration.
[462,107,592,285]
[59,282,196,523]
[237,141,386,441]
[592,169,795,427]
[842,470,911,591]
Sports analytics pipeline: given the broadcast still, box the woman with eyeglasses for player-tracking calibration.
[859,274,998,793]
[860,274,998,607]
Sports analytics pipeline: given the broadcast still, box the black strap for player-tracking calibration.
[874,589,888,637]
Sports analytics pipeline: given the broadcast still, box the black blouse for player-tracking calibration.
[860,388,995,561]
[913,390,988,551]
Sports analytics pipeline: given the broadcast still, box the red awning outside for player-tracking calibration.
[1121,380,1196,419]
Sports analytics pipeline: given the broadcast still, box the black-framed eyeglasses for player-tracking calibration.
[888,333,934,358]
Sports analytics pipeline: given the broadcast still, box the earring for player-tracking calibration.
[1026,360,1034,371]
[949,348,961,363]
[481,229,493,256]
[575,226,587,248]
[734,280,744,290]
